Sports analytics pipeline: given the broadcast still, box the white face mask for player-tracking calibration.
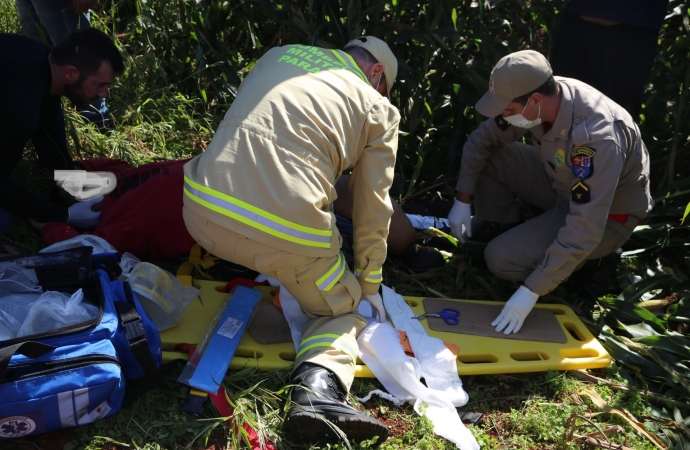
[505,98,542,128]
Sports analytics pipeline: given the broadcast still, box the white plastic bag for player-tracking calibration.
[17,289,99,337]
[39,235,117,255]
[0,294,42,340]
[128,262,199,331]
[0,265,42,295]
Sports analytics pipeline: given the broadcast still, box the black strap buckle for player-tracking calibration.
[123,319,146,341]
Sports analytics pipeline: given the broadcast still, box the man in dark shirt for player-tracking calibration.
[0,28,124,231]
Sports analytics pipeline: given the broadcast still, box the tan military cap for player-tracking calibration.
[475,50,552,117]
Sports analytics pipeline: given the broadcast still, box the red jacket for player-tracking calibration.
[42,158,196,260]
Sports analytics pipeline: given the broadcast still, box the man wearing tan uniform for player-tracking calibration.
[448,50,653,335]
[182,37,398,444]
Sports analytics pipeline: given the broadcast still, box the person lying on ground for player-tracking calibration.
[33,159,448,270]
[33,158,197,260]
[334,174,446,273]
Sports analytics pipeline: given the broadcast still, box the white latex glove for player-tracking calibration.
[67,195,104,230]
[363,293,386,323]
[491,285,539,334]
[448,199,472,244]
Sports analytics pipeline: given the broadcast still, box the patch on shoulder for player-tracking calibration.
[572,146,595,179]
[494,115,511,131]
[571,181,590,204]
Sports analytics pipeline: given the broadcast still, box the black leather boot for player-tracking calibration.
[283,363,388,445]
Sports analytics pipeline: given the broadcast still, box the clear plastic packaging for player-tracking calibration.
[128,262,199,331]
[0,294,42,340]
[0,265,42,295]
[17,289,99,337]
[118,252,141,279]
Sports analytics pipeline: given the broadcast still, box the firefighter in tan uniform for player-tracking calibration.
[182,37,398,444]
[449,50,653,334]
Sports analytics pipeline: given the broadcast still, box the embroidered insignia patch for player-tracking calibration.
[572,147,595,179]
[494,115,510,131]
[555,149,565,167]
[571,181,590,204]
[489,77,495,94]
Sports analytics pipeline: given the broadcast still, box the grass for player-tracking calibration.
[2,0,690,449]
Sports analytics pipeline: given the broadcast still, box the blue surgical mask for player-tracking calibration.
[505,99,542,128]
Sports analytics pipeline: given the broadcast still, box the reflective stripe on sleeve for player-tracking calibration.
[184,176,332,248]
[296,334,357,364]
[315,253,346,292]
[355,267,382,283]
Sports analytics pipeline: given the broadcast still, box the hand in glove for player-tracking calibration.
[491,285,539,334]
[363,293,386,323]
[67,195,104,230]
[448,199,472,243]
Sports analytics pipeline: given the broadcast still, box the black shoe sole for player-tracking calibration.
[284,405,388,446]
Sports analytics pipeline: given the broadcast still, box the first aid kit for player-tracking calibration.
[0,246,162,441]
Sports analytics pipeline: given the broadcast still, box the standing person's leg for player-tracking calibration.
[552,11,658,118]
[15,0,49,43]
[17,0,90,45]
[17,0,109,126]
[550,11,592,87]
[578,22,657,118]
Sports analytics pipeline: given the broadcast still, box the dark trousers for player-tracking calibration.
[550,11,659,118]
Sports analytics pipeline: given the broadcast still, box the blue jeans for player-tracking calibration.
[16,0,108,118]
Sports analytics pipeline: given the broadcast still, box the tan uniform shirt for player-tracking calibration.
[456,77,653,294]
[184,44,400,295]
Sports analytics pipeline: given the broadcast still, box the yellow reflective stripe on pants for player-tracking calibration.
[315,252,346,291]
[297,333,358,364]
[183,176,332,248]
[331,50,369,84]
[355,267,383,283]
